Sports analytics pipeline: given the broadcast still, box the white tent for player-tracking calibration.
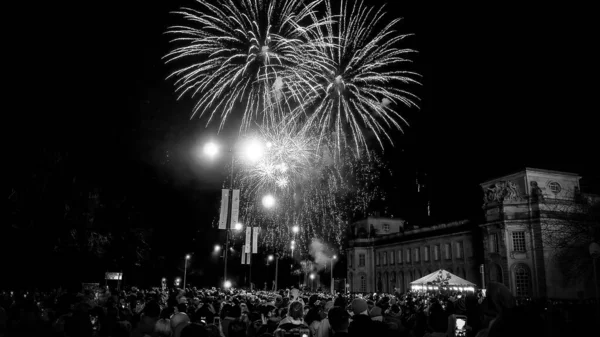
[410,269,476,292]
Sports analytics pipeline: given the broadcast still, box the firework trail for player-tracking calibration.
[164,0,331,130]
[297,0,421,154]
[235,126,389,255]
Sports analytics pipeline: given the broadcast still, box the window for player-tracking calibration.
[359,254,365,267]
[376,252,380,266]
[424,246,430,261]
[360,275,367,292]
[398,250,403,264]
[456,241,464,259]
[383,223,390,232]
[444,243,452,260]
[390,251,395,265]
[434,245,440,261]
[383,252,387,265]
[414,248,420,262]
[406,249,411,263]
[490,233,499,253]
[512,231,526,252]
[548,181,561,194]
[515,264,530,297]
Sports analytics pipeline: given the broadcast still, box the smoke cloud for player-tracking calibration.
[309,238,334,271]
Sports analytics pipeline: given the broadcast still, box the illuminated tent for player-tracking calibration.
[410,269,476,292]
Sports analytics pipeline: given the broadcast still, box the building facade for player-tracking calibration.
[347,168,598,299]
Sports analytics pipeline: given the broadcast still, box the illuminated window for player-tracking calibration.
[548,181,561,194]
[360,275,367,292]
[414,248,420,262]
[383,223,390,232]
[359,254,365,267]
[434,245,440,261]
[456,241,463,259]
[444,243,452,260]
[406,249,411,263]
[390,251,395,265]
[398,250,403,264]
[424,246,430,261]
[512,232,526,252]
[515,264,530,297]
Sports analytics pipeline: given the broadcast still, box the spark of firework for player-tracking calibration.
[298,0,421,154]
[164,0,332,130]
[235,129,388,256]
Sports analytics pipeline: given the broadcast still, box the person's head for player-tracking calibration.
[288,301,304,321]
[229,319,247,337]
[155,318,172,337]
[229,304,242,318]
[351,298,368,316]
[328,307,350,332]
[177,303,188,314]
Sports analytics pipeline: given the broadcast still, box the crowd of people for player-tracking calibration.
[0,281,597,337]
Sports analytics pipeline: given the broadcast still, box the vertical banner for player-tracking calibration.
[230,189,240,228]
[252,227,259,253]
[241,245,247,264]
[247,252,251,264]
[219,189,230,229]
[245,227,251,253]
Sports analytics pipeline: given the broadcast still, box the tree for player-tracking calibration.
[539,191,600,286]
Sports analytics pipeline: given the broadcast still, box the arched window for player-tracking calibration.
[359,273,367,292]
[377,273,382,292]
[514,264,530,297]
[490,263,503,284]
[400,271,405,293]
[391,272,396,292]
[383,272,389,293]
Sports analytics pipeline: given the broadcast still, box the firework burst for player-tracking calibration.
[298,0,421,154]
[164,0,331,130]
[235,126,388,255]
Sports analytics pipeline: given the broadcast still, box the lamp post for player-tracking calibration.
[331,255,337,294]
[590,242,600,322]
[183,254,191,289]
[310,273,315,291]
[203,139,264,288]
[292,226,299,257]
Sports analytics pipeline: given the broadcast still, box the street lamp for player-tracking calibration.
[292,226,299,234]
[310,273,315,291]
[214,245,221,252]
[202,138,266,289]
[175,277,181,287]
[331,255,337,294]
[590,242,600,322]
[234,222,243,231]
[224,280,232,289]
[183,254,191,289]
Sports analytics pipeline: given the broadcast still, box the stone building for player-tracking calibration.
[346,168,598,299]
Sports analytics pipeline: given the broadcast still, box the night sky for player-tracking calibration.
[6,1,598,289]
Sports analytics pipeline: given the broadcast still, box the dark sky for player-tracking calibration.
[6,1,598,287]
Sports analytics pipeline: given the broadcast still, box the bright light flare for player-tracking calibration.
[333,255,337,260]
[262,194,276,208]
[310,274,315,280]
[185,254,191,260]
[242,139,265,162]
[214,245,221,252]
[224,280,232,289]
[234,223,243,231]
[203,142,219,158]
[292,226,299,234]
[268,255,274,261]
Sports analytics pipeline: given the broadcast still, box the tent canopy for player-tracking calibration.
[410,269,475,286]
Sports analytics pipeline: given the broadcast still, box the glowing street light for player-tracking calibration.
[234,222,243,231]
[214,245,221,252]
[262,194,276,208]
[203,142,219,158]
[268,255,274,262]
[224,280,232,289]
[331,255,337,294]
[242,139,265,162]
[292,226,299,234]
[184,254,191,289]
